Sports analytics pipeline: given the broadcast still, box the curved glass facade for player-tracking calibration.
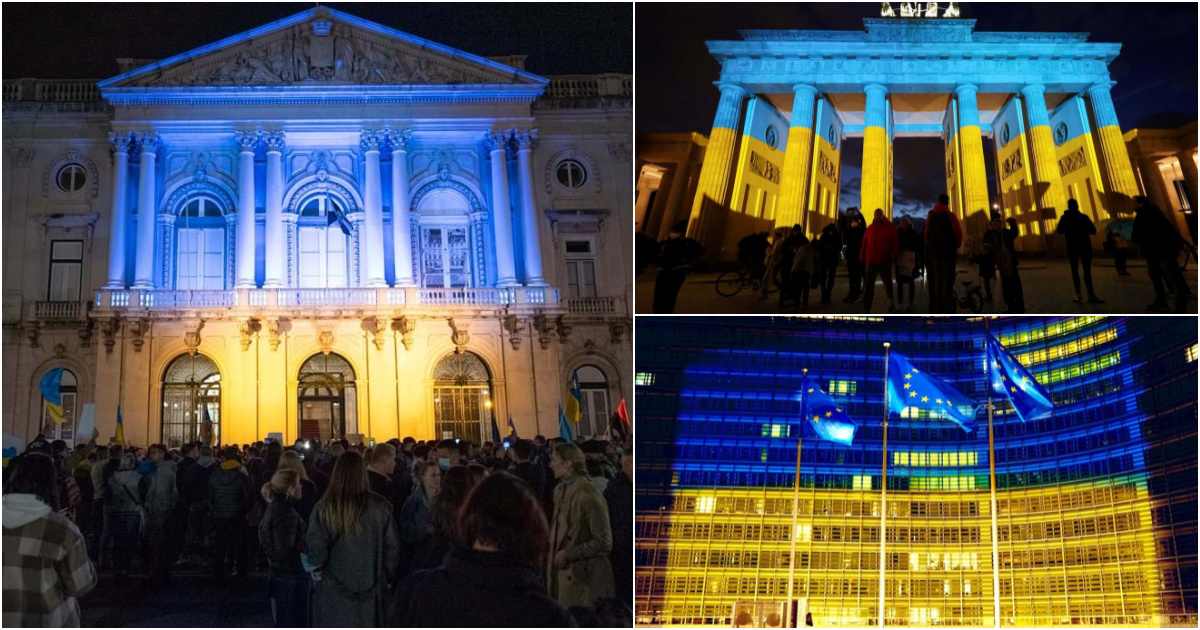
[635,317,1197,627]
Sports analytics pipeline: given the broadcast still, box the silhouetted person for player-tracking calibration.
[758,229,786,300]
[737,231,770,279]
[1131,195,1190,313]
[816,223,842,304]
[895,218,923,312]
[1104,228,1130,275]
[842,212,866,303]
[787,233,815,309]
[1055,198,1104,304]
[860,209,899,313]
[653,220,703,314]
[924,194,962,313]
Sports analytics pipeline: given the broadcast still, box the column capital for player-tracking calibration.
[108,131,134,154]
[953,83,979,97]
[134,131,162,155]
[715,82,749,100]
[513,128,538,152]
[384,128,412,151]
[483,130,509,153]
[1085,80,1118,96]
[792,83,819,98]
[234,130,260,153]
[262,131,286,154]
[863,83,889,96]
[360,129,385,153]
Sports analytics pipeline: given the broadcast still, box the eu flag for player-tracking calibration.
[986,334,1054,422]
[799,377,857,445]
[886,351,979,433]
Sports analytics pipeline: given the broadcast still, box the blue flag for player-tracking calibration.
[491,416,502,443]
[558,404,574,443]
[799,377,858,445]
[506,417,518,439]
[886,351,979,433]
[986,334,1054,422]
[39,368,66,424]
[327,206,353,237]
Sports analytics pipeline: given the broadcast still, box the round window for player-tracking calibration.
[556,159,587,189]
[764,125,779,150]
[1001,123,1011,146]
[1054,123,1069,146]
[56,163,87,193]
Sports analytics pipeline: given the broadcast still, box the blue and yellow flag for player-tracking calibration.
[506,417,518,439]
[558,404,575,443]
[491,416,502,443]
[39,368,66,424]
[799,377,858,446]
[115,405,126,446]
[886,351,979,433]
[565,369,582,423]
[986,334,1055,422]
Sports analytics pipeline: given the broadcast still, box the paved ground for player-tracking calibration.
[81,563,271,628]
[636,259,1198,315]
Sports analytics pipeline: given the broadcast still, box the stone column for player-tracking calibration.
[954,84,992,223]
[1019,84,1068,220]
[1086,81,1140,217]
[1176,150,1197,207]
[131,132,161,290]
[513,128,545,285]
[485,130,518,287]
[234,131,259,289]
[386,130,415,286]
[1138,157,1176,223]
[263,132,286,288]
[687,82,748,243]
[104,132,133,289]
[360,130,386,287]
[860,83,891,217]
[777,83,819,229]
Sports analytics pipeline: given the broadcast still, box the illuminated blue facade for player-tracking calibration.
[636,316,1197,627]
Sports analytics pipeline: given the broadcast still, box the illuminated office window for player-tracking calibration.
[636,372,656,386]
[828,380,857,395]
[1188,344,1198,362]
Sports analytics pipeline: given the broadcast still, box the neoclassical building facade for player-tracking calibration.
[3,7,632,447]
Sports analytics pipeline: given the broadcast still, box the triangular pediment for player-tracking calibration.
[98,7,546,89]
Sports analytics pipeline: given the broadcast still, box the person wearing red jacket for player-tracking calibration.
[924,194,964,312]
[859,208,900,313]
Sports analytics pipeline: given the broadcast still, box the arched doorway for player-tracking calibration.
[162,354,221,448]
[298,353,357,443]
[576,365,612,438]
[40,368,78,444]
[432,352,493,443]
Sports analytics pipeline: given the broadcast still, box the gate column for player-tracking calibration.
[1019,84,1068,223]
[688,82,749,244]
[859,83,890,215]
[776,83,819,229]
[1086,81,1140,217]
[954,84,992,230]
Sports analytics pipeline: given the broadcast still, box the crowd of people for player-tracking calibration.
[2,426,633,628]
[644,192,1193,314]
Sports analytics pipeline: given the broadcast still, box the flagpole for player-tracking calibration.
[786,368,807,630]
[984,318,1001,629]
[879,342,890,630]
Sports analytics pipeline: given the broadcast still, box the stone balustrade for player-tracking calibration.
[33,300,88,320]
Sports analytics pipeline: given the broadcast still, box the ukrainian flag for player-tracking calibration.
[115,406,125,446]
[565,369,582,424]
[39,368,66,424]
[506,417,518,439]
[558,404,575,443]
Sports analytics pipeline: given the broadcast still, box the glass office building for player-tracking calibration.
[635,317,1197,627]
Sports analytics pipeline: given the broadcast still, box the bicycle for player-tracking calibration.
[952,269,984,313]
[716,264,781,297]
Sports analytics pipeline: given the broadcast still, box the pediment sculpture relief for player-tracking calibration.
[133,20,507,87]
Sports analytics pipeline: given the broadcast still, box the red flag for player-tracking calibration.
[616,398,630,434]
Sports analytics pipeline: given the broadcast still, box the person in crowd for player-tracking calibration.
[776,225,802,305]
[388,438,414,508]
[411,465,480,571]
[860,208,899,313]
[388,472,575,627]
[173,443,198,558]
[1131,195,1191,313]
[259,469,309,628]
[435,439,462,470]
[367,442,404,524]
[605,446,633,609]
[816,223,842,304]
[758,228,786,300]
[842,212,866,303]
[788,231,815,309]
[924,194,963,313]
[1055,198,1104,304]
[209,446,251,584]
[3,452,98,628]
[509,439,547,508]
[972,223,998,306]
[85,445,110,563]
[182,445,218,559]
[736,231,770,280]
[277,450,317,523]
[653,220,704,314]
[895,217,924,312]
[306,451,399,628]
[547,443,614,608]
[1001,218,1026,313]
[143,443,177,581]
[1104,227,1130,276]
[104,452,143,578]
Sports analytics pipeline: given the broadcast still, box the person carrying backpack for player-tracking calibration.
[924,194,963,313]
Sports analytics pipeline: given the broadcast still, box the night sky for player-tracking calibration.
[637,2,1198,219]
[2,2,632,78]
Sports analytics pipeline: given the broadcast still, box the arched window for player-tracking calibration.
[432,352,493,443]
[416,189,471,288]
[297,194,350,288]
[298,353,357,442]
[161,354,221,448]
[40,369,79,444]
[576,365,611,438]
[175,193,229,290]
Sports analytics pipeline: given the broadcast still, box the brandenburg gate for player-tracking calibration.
[687,13,1144,260]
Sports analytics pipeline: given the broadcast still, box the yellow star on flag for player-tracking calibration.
[912,368,920,373]
[1021,376,1029,383]
[921,396,929,402]
[1010,386,1017,393]
[825,411,832,417]
[812,416,820,422]
[904,383,911,389]
[904,374,912,379]
[935,398,943,404]
[836,408,842,412]
[808,388,814,393]
[909,391,917,398]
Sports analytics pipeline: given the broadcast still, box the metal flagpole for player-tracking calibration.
[879,342,890,629]
[984,318,1002,628]
[786,368,807,630]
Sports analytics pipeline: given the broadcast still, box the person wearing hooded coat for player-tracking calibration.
[1131,195,1191,313]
